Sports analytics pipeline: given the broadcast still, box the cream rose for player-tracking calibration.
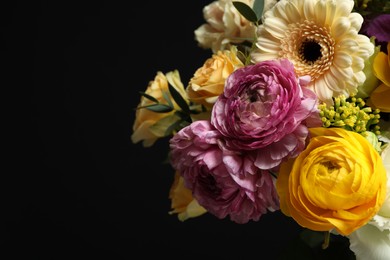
[194,0,277,53]
[187,46,243,111]
[276,127,387,236]
[131,70,187,147]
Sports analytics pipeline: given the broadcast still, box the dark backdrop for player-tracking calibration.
[4,1,353,259]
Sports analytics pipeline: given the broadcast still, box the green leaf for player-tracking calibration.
[168,84,191,115]
[162,90,174,108]
[174,110,192,124]
[232,1,258,23]
[138,91,158,103]
[141,104,173,113]
[253,0,264,23]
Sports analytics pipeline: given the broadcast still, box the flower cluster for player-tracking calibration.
[131,0,390,258]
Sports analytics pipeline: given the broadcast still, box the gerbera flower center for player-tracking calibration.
[280,20,335,81]
[300,39,322,63]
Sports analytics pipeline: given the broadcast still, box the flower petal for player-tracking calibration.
[373,51,390,86]
[368,83,390,113]
[264,17,289,39]
[331,17,351,39]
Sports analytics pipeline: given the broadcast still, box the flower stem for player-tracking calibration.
[322,231,330,249]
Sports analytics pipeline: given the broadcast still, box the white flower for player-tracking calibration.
[251,0,375,105]
[348,144,390,260]
[195,0,277,53]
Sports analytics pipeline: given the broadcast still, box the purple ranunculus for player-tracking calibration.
[360,14,390,52]
[169,120,279,224]
[211,59,321,170]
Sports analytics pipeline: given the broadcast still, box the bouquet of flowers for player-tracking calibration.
[131,0,390,258]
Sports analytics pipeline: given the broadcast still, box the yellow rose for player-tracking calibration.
[276,127,387,236]
[169,172,207,221]
[368,42,390,112]
[131,70,188,147]
[186,46,243,110]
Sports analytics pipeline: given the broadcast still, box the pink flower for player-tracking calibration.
[211,59,321,170]
[169,120,279,224]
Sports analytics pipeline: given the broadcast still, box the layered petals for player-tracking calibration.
[211,59,321,169]
[276,127,387,236]
[169,120,279,223]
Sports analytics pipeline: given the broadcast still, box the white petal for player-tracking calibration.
[349,225,390,260]
[324,0,337,27]
[303,0,315,20]
[352,56,365,72]
[284,0,302,24]
[334,51,352,68]
[331,17,351,39]
[353,71,366,85]
[313,77,334,103]
[330,64,353,81]
[337,38,359,53]
[334,0,354,18]
[344,78,358,94]
[354,34,375,58]
[264,17,289,39]
[270,0,289,20]
[349,13,363,31]
[324,70,345,91]
[257,35,281,52]
[251,52,279,63]
[314,0,327,25]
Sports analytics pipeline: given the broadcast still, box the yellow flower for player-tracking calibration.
[368,42,390,112]
[131,70,187,147]
[169,172,207,221]
[251,0,374,105]
[276,127,387,236]
[187,46,244,111]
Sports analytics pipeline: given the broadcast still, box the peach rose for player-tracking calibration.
[187,46,243,111]
[194,0,277,52]
[276,127,387,236]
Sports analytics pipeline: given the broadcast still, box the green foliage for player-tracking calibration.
[168,84,191,115]
[253,0,265,22]
[138,91,158,103]
[233,0,264,24]
[137,103,173,113]
[232,1,258,23]
[136,74,196,138]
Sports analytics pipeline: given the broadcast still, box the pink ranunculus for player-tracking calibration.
[169,120,279,224]
[211,59,321,170]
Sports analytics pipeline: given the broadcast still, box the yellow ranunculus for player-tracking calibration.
[169,172,207,221]
[186,46,243,110]
[131,70,187,147]
[276,127,387,236]
[369,42,390,112]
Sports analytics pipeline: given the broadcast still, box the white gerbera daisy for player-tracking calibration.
[251,0,375,105]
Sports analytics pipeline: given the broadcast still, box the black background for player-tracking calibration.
[4,1,354,259]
